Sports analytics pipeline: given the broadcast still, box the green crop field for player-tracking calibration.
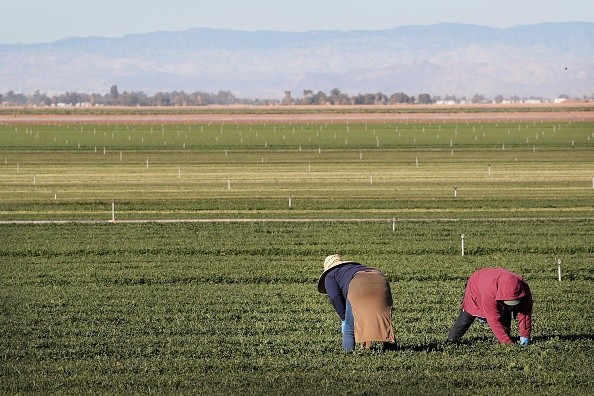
[1,120,593,220]
[1,117,593,395]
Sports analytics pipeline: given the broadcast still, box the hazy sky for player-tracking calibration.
[2,0,593,44]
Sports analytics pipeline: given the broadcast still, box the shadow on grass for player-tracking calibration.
[405,343,444,352]
[401,334,594,352]
[396,336,491,352]
[533,334,594,342]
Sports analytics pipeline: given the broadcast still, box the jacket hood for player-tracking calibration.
[495,274,526,301]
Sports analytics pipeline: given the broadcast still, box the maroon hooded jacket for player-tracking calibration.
[461,267,533,344]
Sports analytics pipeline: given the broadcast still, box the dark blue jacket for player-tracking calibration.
[324,263,369,320]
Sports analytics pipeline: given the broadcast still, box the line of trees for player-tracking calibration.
[0,86,433,107]
[294,89,428,105]
[0,86,248,107]
[1,86,588,107]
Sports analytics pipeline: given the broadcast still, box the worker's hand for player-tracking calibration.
[519,337,530,346]
[341,320,346,334]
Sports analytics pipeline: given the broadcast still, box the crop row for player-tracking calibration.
[1,146,593,220]
[1,118,593,394]
[1,121,593,150]
[1,220,593,394]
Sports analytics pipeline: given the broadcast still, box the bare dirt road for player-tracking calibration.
[1,104,593,124]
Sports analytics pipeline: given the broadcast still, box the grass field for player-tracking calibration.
[1,116,593,395]
[1,121,593,220]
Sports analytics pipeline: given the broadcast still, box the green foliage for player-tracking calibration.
[1,221,593,395]
[1,119,593,394]
[0,121,593,221]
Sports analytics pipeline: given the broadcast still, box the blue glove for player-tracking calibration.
[341,320,346,334]
[477,318,487,325]
[519,337,530,346]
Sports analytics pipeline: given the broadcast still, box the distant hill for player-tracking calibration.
[0,22,592,99]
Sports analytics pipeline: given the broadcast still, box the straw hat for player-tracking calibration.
[317,254,356,293]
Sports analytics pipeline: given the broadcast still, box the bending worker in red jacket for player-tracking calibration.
[447,267,533,345]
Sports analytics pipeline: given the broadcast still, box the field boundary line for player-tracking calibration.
[0,217,592,225]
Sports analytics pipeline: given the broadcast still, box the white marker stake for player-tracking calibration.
[370,174,373,184]
[454,187,457,197]
[288,197,292,208]
[557,258,562,281]
[392,218,396,232]
[110,200,116,223]
[461,234,465,256]
[178,166,181,178]
[227,180,231,190]
[146,158,149,169]
[33,175,36,186]
[488,165,491,176]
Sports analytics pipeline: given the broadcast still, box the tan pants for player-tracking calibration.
[348,270,395,346]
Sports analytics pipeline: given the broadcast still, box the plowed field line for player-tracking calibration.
[1,217,592,224]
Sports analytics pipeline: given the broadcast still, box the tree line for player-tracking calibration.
[0,85,581,107]
[0,87,246,107]
[292,89,431,105]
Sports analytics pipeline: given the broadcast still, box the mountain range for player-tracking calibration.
[0,22,592,99]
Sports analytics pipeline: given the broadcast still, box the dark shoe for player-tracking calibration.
[383,342,399,352]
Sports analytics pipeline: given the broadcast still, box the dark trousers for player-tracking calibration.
[447,309,511,342]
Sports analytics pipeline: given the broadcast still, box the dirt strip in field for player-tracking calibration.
[1,106,593,125]
[1,217,592,225]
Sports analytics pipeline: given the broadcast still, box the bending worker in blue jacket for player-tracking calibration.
[318,254,397,351]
